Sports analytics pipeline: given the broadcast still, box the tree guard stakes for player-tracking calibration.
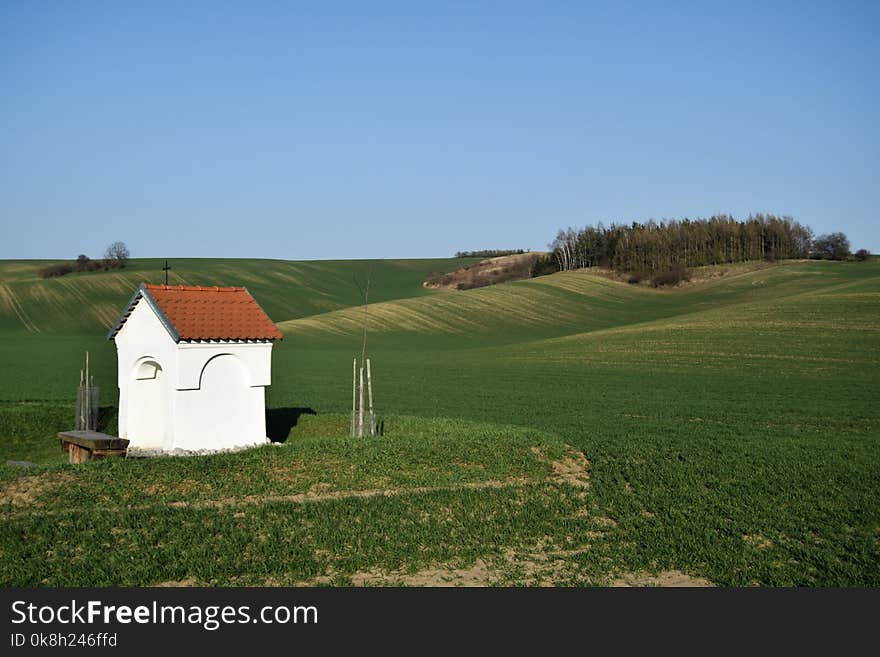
[63,351,129,463]
[75,351,98,431]
[350,356,376,437]
[351,265,377,437]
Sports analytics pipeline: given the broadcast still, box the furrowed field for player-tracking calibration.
[1,257,878,586]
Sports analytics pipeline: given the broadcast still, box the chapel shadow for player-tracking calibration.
[97,405,119,434]
[266,407,317,443]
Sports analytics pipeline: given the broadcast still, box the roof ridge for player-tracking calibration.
[143,283,246,292]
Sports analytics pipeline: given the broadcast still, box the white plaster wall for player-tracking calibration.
[114,298,177,450]
[173,353,268,451]
[176,342,272,389]
[126,360,167,449]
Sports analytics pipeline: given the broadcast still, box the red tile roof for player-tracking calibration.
[109,284,283,342]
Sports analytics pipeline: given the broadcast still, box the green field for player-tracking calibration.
[1,257,878,586]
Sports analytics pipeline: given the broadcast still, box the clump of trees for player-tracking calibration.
[533,215,868,282]
[810,233,850,261]
[39,242,130,279]
[455,249,528,258]
[544,214,814,275]
[530,254,558,278]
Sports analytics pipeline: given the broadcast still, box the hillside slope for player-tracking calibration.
[423,252,542,290]
[276,258,879,425]
[1,258,878,586]
[281,260,878,346]
[0,256,477,335]
[0,255,474,400]
[0,259,876,401]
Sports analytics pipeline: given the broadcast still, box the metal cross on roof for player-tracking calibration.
[162,260,171,286]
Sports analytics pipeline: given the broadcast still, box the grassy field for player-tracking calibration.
[1,257,878,586]
[0,256,474,400]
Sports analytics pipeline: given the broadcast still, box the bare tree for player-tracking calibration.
[104,241,130,269]
[351,265,377,437]
[353,265,374,364]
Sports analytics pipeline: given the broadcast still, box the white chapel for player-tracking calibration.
[108,283,283,454]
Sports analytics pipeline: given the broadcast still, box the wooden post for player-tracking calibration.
[84,351,90,431]
[78,369,84,430]
[366,358,375,436]
[351,358,357,437]
[358,366,365,437]
[69,443,89,464]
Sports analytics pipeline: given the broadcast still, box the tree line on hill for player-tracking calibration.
[531,214,868,285]
[39,242,130,278]
[454,249,528,258]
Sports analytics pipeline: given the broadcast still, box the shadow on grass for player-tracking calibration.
[266,407,317,443]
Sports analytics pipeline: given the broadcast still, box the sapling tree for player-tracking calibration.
[351,265,377,437]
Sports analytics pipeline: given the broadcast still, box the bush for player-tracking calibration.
[103,258,126,270]
[74,255,104,272]
[38,254,110,278]
[812,232,850,260]
[651,265,690,288]
[38,263,74,279]
[855,249,871,262]
[424,272,454,287]
[456,280,491,290]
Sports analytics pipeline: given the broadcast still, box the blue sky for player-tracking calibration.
[2,1,878,259]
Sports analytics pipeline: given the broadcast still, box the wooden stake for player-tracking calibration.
[366,358,375,436]
[358,366,365,437]
[85,351,90,430]
[78,368,85,430]
[351,358,357,437]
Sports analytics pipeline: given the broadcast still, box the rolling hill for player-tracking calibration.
[1,256,878,586]
[0,256,477,335]
[0,256,475,400]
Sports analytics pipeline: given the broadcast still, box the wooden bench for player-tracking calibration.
[58,431,129,464]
